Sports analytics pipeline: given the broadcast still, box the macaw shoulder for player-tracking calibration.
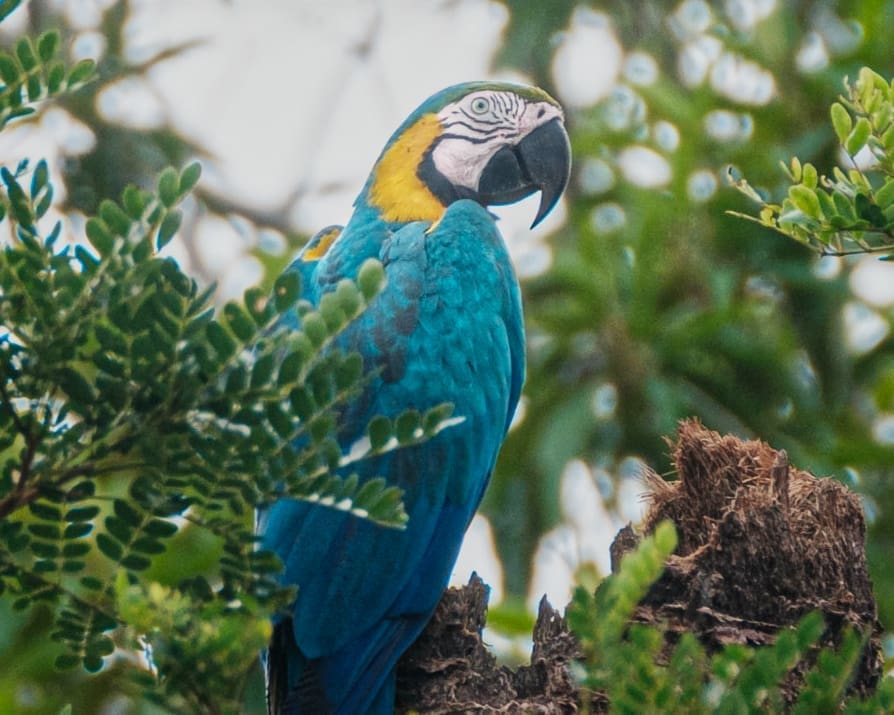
[390,199,513,280]
[375,200,518,317]
[430,198,503,243]
[425,199,521,312]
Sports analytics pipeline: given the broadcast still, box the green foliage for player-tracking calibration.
[567,523,888,713]
[569,521,677,661]
[0,10,94,130]
[115,572,273,713]
[486,5,894,647]
[0,13,464,711]
[0,155,426,708]
[568,520,679,708]
[733,67,894,258]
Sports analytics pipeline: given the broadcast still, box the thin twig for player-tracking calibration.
[0,378,41,517]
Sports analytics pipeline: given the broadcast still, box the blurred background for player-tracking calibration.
[2,0,894,712]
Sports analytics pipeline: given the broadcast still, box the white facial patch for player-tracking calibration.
[431,90,564,192]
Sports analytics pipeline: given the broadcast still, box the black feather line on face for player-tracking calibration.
[458,108,502,125]
[416,143,478,208]
[442,120,505,137]
[439,132,499,145]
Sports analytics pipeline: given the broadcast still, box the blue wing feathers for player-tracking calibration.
[262,200,524,713]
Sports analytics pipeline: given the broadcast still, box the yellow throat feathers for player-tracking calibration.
[368,113,445,224]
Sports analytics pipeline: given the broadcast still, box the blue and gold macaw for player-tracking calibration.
[258,81,570,714]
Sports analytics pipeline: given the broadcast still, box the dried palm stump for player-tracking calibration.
[622,418,883,703]
[395,574,580,714]
[394,419,882,712]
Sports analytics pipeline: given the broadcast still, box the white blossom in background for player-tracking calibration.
[603,84,648,132]
[843,301,890,355]
[669,0,714,39]
[653,120,680,152]
[873,415,894,445]
[708,110,753,143]
[850,258,894,308]
[724,0,777,32]
[578,158,616,196]
[813,255,843,280]
[551,6,623,109]
[449,514,503,603]
[678,34,723,87]
[812,7,863,55]
[623,52,659,86]
[687,169,718,202]
[591,382,619,420]
[528,460,645,610]
[617,145,672,188]
[590,202,626,235]
[796,32,829,74]
[616,476,646,524]
[710,52,776,105]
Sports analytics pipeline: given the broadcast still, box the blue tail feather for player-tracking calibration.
[267,614,422,714]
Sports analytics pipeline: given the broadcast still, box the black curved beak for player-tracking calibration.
[477,118,571,228]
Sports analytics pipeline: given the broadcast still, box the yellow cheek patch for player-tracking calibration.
[369,113,446,224]
[301,226,341,262]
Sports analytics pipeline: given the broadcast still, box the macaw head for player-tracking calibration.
[362,81,571,228]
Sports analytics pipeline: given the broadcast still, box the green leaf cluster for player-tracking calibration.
[567,522,894,714]
[733,67,894,258]
[0,158,379,703]
[0,158,427,703]
[115,572,273,713]
[0,1,94,129]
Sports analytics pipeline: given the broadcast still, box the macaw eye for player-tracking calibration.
[470,97,490,115]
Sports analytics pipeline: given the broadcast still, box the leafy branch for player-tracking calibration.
[0,155,466,707]
[0,9,462,708]
[0,20,95,128]
[730,67,894,259]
